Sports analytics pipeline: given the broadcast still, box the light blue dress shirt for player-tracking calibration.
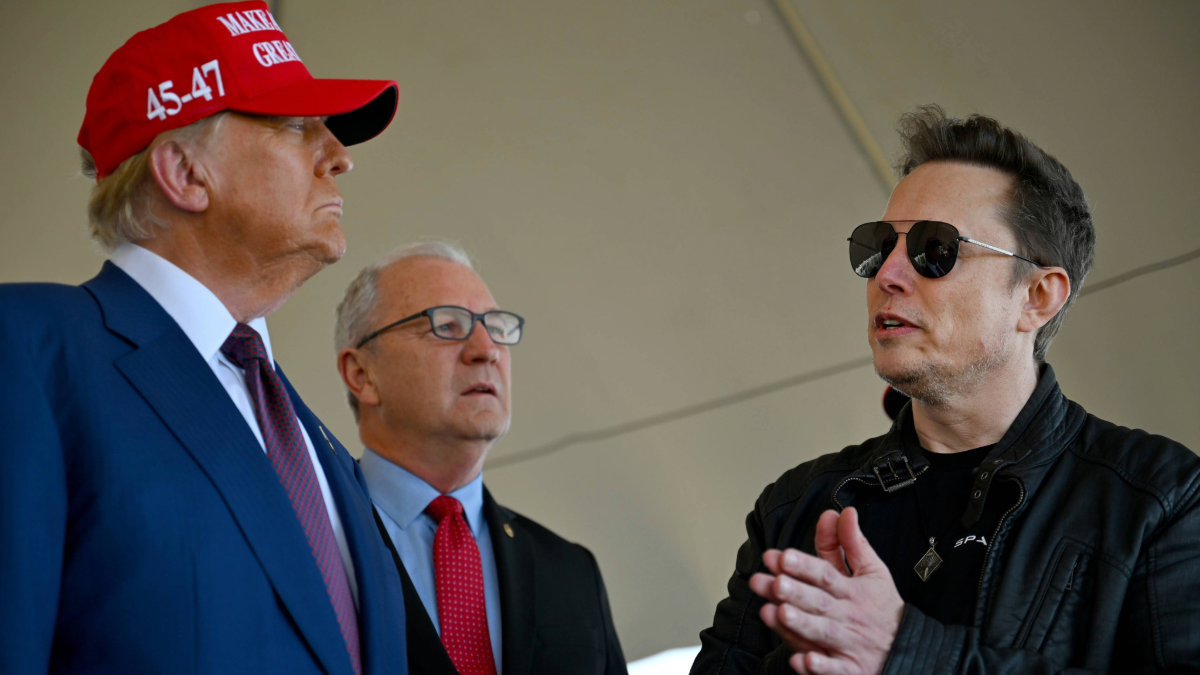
[360,448,502,672]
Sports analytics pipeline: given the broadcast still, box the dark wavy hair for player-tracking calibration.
[896,105,1096,363]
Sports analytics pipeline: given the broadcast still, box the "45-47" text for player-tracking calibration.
[147,59,225,121]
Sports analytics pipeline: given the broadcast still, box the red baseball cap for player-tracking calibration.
[78,1,398,178]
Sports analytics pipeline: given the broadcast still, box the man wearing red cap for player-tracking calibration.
[0,3,407,673]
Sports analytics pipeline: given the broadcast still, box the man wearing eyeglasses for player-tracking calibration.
[335,242,627,675]
[692,106,1200,674]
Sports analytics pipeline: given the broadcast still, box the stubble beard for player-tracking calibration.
[876,330,1013,409]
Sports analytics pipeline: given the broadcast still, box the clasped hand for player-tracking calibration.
[749,507,905,675]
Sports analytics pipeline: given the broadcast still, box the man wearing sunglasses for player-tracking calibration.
[692,106,1199,674]
[335,242,627,675]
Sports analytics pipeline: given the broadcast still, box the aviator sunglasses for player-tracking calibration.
[848,220,1042,279]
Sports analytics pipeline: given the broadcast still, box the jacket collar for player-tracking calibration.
[483,487,536,675]
[837,364,1087,527]
[83,262,362,675]
[83,261,177,347]
[372,507,457,675]
[284,370,407,675]
[107,243,264,363]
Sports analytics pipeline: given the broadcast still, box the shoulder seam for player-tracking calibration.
[1066,445,1173,514]
[761,464,855,519]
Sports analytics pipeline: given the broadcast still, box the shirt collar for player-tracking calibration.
[109,243,273,363]
[360,447,487,538]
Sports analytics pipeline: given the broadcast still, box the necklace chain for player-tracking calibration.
[912,462,952,583]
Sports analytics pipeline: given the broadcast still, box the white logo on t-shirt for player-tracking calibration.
[953,535,988,548]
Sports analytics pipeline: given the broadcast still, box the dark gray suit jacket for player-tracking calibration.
[374,487,627,675]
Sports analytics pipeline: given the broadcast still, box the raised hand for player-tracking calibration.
[749,508,904,675]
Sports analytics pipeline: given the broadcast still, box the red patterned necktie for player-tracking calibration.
[221,323,362,675]
[426,495,497,675]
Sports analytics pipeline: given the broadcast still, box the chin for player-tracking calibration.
[875,361,923,392]
[875,340,1011,408]
[872,343,914,380]
[314,224,347,264]
[873,350,944,406]
[463,417,510,442]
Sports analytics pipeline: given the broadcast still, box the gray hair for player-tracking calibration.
[335,241,475,417]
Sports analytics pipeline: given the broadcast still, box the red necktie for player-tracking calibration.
[426,495,497,675]
[222,323,362,675]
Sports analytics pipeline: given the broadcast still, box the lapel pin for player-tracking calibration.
[503,523,515,538]
[317,426,337,455]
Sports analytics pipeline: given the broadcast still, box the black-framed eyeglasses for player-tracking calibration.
[848,220,1044,279]
[356,306,525,348]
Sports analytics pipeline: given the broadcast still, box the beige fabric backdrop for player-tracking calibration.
[2,0,1197,660]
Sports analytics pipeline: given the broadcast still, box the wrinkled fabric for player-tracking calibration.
[692,365,1200,674]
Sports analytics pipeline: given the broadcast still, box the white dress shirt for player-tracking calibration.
[109,243,359,607]
[360,448,503,672]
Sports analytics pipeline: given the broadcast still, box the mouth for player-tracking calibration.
[461,383,498,397]
[874,312,919,335]
[319,197,344,214]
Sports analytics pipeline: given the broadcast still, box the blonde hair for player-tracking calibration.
[81,112,228,250]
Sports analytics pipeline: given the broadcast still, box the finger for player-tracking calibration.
[813,510,849,575]
[760,603,808,652]
[778,548,853,599]
[796,651,855,675]
[749,572,779,601]
[837,507,886,576]
[789,652,814,675]
[762,549,783,575]
[760,603,826,656]
[770,574,838,618]
[776,602,851,652]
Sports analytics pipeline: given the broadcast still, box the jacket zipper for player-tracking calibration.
[835,463,1028,624]
[831,464,930,510]
[1064,557,1078,592]
[976,476,1026,605]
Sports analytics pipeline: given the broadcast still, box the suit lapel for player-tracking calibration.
[283,371,407,675]
[372,507,458,675]
[87,264,354,675]
[483,488,536,675]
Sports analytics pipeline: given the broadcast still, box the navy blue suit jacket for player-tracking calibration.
[0,262,407,674]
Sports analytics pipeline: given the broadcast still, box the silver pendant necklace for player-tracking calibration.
[914,536,943,582]
[911,470,945,583]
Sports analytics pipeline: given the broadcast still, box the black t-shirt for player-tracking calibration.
[856,425,1009,626]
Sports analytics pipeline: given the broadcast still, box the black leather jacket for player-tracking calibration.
[692,366,1200,673]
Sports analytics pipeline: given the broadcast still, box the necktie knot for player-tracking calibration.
[221,323,268,369]
[426,495,464,524]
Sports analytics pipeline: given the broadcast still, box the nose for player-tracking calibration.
[462,320,501,365]
[874,230,914,296]
[315,123,354,177]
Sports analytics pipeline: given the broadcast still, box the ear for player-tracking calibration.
[338,348,381,410]
[1017,266,1071,334]
[147,139,210,213]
